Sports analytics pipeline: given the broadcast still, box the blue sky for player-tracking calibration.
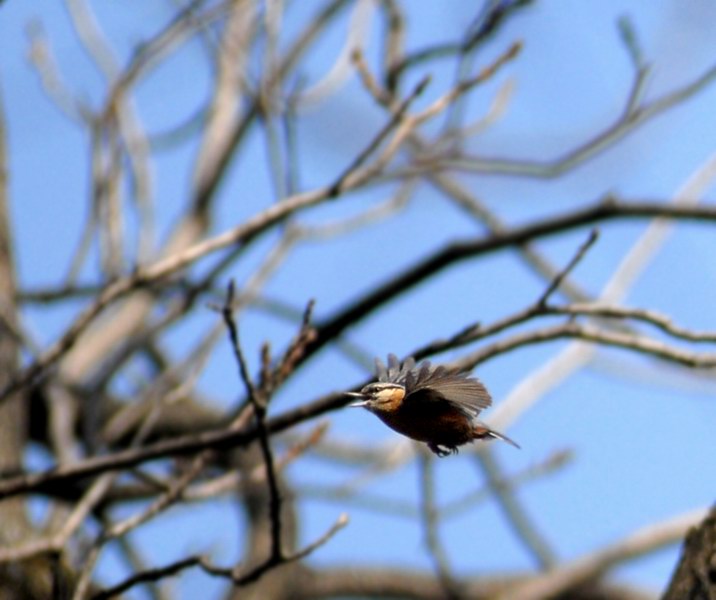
[2,1,716,597]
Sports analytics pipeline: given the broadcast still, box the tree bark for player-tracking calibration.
[663,505,716,600]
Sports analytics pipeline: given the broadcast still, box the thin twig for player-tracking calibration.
[328,69,430,195]
[434,58,716,179]
[91,555,206,600]
[537,229,599,306]
[221,280,283,562]
[202,513,349,586]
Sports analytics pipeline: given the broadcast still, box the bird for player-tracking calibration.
[345,354,519,457]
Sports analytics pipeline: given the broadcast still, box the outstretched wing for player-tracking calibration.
[403,359,492,417]
[375,353,415,384]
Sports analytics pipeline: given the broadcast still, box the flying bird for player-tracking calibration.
[346,354,518,456]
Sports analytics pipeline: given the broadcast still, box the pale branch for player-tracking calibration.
[544,303,716,343]
[328,73,430,195]
[436,57,716,179]
[463,320,716,370]
[294,0,376,109]
[71,453,210,599]
[190,0,354,207]
[296,447,572,520]
[0,473,114,564]
[499,508,708,600]
[0,56,457,404]
[475,448,557,570]
[294,566,651,600]
[417,452,461,598]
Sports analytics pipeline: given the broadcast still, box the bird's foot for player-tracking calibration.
[428,443,459,457]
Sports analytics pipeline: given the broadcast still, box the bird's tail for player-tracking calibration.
[473,423,520,449]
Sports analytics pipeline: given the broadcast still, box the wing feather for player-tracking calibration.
[375,356,388,381]
[375,355,492,416]
[407,359,492,416]
[379,354,416,384]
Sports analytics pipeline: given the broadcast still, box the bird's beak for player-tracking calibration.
[344,391,368,407]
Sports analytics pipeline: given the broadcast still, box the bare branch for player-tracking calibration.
[499,508,707,600]
[417,452,461,598]
[91,555,206,600]
[200,513,349,587]
[537,228,599,306]
[221,281,282,563]
[436,60,716,179]
[475,448,557,570]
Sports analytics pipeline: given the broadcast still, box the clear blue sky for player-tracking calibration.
[2,1,716,597]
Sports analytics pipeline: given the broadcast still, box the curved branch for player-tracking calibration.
[3,311,716,501]
[305,198,716,362]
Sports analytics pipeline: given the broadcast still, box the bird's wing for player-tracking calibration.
[404,360,492,416]
[377,353,415,383]
[375,356,388,381]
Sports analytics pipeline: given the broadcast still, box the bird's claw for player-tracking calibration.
[428,443,458,457]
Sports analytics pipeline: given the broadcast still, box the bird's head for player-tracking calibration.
[345,382,406,413]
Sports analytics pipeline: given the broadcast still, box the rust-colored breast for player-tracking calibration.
[375,391,473,447]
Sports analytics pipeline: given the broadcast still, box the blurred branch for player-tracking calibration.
[204,512,348,587]
[26,20,87,122]
[4,272,716,502]
[542,304,716,343]
[93,511,348,599]
[489,152,716,432]
[295,566,652,600]
[475,448,557,570]
[64,0,119,79]
[465,320,716,369]
[0,81,34,573]
[191,0,353,208]
[72,454,209,599]
[384,0,531,92]
[499,508,708,600]
[297,0,376,108]
[298,447,573,521]
[304,197,716,367]
[418,452,460,598]
[0,52,435,402]
[437,58,716,178]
